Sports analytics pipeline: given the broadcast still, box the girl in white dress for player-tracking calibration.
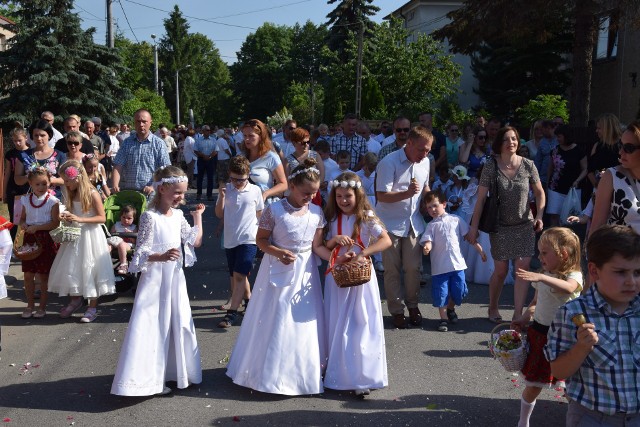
[111,166,204,396]
[49,160,115,323]
[316,172,391,398]
[226,158,327,396]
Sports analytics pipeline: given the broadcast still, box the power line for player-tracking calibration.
[76,3,103,21]
[117,0,138,43]
[209,0,312,20]
[122,0,258,30]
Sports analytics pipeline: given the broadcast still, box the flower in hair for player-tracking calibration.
[64,166,80,180]
[287,167,320,181]
[332,180,361,189]
[151,175,188,191]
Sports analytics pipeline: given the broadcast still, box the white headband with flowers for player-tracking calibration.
[287,167,320,180]
[332,179,362,189]
[152,176,188,191]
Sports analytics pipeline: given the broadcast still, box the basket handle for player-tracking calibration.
[325,243,366,276]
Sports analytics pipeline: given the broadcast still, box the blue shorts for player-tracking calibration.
[431,270,468,307]
[225,244,257,276]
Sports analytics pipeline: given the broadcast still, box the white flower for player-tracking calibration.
[340,181,348,188]
[348,180,356,188]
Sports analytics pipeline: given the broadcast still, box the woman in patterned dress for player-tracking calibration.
[467,127,545,323]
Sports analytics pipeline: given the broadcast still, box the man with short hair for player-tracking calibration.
[330,113,367,170]
[417,112,446,168]
[534,120,559,188]
[117,123,130,143]
[272,119,297,158]
[159,126,177,162]
[112,109,171,195]
[485,118,501,145]
[357,122,381,154]
[40,111,63,145]
[85,120,105,160]
[375,121,392,143]
[378,117,411,161]
[376,126,433,329]
[194,125,218,201]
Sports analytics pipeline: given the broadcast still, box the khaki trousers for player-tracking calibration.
[382,231,422,315]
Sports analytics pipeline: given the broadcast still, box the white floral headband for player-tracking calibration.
[287,167,320,180]
[152,175,188,191]
[332,179,362,189]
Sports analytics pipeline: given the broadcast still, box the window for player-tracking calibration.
[595,13,618,60]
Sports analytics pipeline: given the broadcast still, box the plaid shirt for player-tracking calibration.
[330,133,367,170]
[113,132,171,191]
[378,142,402,161]
[545,285,640,415]
[194,135,218,156]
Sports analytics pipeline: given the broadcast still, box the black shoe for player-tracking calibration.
[218,311,239,328]
[447,309,459,324]
[408,307,422,326]
[437,320,448,332]
[392,313,407,329]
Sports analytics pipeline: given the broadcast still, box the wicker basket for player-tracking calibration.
[326,243,371,288]
[13,228,43,261]
[488,323,528,372]
[49,223,81,244]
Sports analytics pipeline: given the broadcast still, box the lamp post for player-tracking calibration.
[151,34,159,95]
[175,64,191,125]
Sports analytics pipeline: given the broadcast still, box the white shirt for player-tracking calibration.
[182,136,196,163]
[366,137,381,154]
[419,213,467,275]
[216,138,231,161]
[108,135,120,157]
[375,147,430,238]
[381,134,396,148]
[374,133,386,142]
[223,182,264,248]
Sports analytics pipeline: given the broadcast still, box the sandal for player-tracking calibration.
[218,311,239,328]
[116,262,129,275]
[437,320,448,332]
[33,309,47,319]
[21,308,33,319]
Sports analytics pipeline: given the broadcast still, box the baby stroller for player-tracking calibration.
[103,190,147,293]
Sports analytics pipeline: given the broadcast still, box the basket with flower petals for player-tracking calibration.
[488,323,528,372]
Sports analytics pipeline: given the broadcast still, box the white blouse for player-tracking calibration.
[21,193,59,226]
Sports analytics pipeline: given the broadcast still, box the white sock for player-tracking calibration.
[517,397,536,427]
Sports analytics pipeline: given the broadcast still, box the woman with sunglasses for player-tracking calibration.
[64,132,86,162]
[459,126,491,179]
[284,128,325,183]
[444,122,464,168]
[590,121,640,236]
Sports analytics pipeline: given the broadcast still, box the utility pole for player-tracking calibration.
[355,21,364,118]
[106,0,114,48]
[151,34,159,95]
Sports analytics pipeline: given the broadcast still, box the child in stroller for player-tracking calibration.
[107,204,137,274]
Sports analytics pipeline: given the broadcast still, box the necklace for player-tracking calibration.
[30,193,50,208]
[503,157,517,170]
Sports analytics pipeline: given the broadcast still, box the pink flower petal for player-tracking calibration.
[67,416,74,420]
[3,418,11,423]
[554,387,562,391]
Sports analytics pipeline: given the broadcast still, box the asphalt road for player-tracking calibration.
[0,192,567,426]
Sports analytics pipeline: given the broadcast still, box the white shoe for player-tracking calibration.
[156,386,172,396]
[355,388,370,398]
[374,260,385,272]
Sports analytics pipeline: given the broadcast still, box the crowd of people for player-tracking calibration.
[1,108,639,426]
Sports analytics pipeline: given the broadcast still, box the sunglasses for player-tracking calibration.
[477,135,487,140]
[620,143,640,154]
[296,140,310,145]
[288,126,297,131]
[67,141,81,146]
[395,127,410,133]
[230,177,248,183]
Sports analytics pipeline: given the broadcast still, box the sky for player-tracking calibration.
[73,0,401,63]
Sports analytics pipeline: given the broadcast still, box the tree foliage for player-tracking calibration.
[325,0,379,57]
[516,94,569,127]
[0,0,130,124]
[115,34,154,95]
[120,88,172,127]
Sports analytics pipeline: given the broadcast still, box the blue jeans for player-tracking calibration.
[196,157,217,197]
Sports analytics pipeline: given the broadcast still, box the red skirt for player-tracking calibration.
[21,230,59,274]
[521,325,563,386]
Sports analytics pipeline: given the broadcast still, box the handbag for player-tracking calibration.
[560,187,582,225]
[478,157,500,233]
[49,223,81,244]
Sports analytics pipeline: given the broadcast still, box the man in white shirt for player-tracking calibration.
[376,126,433,329]
[272,119,297,159]
[357,122,381,154]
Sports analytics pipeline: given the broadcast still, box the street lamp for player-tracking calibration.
[151,34,159,95]
[175,64,191,125]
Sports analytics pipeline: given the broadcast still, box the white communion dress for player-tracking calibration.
[323,212,388,391]
[111,208,201,396]
[226,199,327,395]
[49,200,115,298]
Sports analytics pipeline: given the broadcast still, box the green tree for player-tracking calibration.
[0,0,130,124]
[115,34,154,95]
[360,76,386,119]
[325,0,379,57]
[231,23,294,119]
[516,94,569,128]
[433,0,640,125]
[283,81,325,126]
[120,88,172,127]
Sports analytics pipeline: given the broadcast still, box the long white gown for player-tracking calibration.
[111,208,201,396]
[49,200,116,297]
[323,213,388,391]
[226,199,326,396]
[0,228,11,300]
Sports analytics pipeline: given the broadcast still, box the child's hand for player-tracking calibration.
[516,268,540,282]
[334,235,354,247]
[163,248,181,262]
[423,245,431,256]
[480,249,487,263]
[576,323,598,351]
[566,215,580,224]
[278,250,296,265]
[25,225,38,234]
[336,251,356,264]
[190,203,205,217]
[218,187,226,199]
[510,317,527,333]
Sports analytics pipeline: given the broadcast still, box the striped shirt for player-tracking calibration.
[330,133,367,170]
[545,285,640,415]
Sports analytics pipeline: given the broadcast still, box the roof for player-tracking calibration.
[384,0,463,20]
[0,15,16,26]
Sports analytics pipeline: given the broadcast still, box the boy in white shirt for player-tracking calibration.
[215,129,233,189]
[215,156,264,328]
[421,190,486,332]
[315,139,339,203]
